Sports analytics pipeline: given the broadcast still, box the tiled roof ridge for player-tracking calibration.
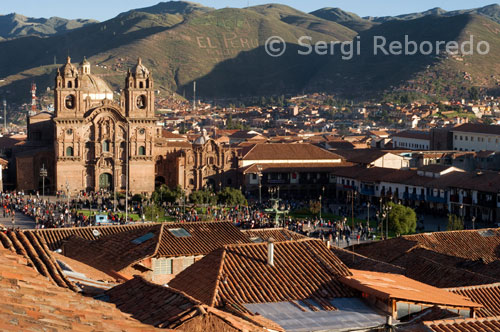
[25,222,158,233]
[424,315,500,326]
[404,228,500,239]
[132,275,203,305]
[220,237,319,250]
[241,143,258,159]
[1,230,77,291]
[302,240,353,277]
[152,222,166,256]
[445,282,500,291]
[210,247,227,307]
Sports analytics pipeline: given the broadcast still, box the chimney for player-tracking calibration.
[267,239,275,266]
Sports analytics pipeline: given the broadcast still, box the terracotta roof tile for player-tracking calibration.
[447,283,500,318]
[169,239,354,307]
[424,316,500,332]
[106,276,281,331]
[0,246,164,331]
[243,228,307,242]
[331,247,406,274]
[341,269,482,309]
[242,143,341,161]
[58,222,250,278]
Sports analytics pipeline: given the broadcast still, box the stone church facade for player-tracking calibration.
[15,57,240,195]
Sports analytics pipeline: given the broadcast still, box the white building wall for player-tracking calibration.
[452,131,500,152]
[392,137,429,150]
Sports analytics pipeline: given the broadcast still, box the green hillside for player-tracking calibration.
[309,14,500,100]
[1,2,500,104]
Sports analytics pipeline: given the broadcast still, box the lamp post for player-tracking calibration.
[65,180,70,225]
[319,195,322,220]
[39,164,47,202]
[257,165,262,204]
[367,201,370,229]
[472,215,476,230]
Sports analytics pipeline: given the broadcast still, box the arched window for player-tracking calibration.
[136,95,146,109]
[139,81,144,89]
[67,81,72,88]
[189,179,194,185]
[65,95,75,109]
[66,146,74,157]
[102,140,110,152]
[138,146,146,156]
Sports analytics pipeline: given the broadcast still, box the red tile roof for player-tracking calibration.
[331,247,406,274]
[169,239,354,307]
[0,230,76,290]
[242,228,307,242]
[424,316,500,332]
[353,229,500,265]
[447,283,500,318]
[341,269,482,309]
[59,222,251,277]
[0,246,164,332]
[453,123,500,135]
[30,223,156,250]
[242,143,342,161]
[106,276,283,331]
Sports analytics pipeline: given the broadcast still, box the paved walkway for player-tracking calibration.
[0,213,36,229]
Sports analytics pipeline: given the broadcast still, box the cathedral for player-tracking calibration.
[14,57,239,195]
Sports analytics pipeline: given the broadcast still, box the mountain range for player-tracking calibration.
[0,1,499,104]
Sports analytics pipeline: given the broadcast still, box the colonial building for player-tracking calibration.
[17,57,158,194]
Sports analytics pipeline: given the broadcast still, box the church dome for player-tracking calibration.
[131,57,150,78]
[194,129,210,145]
[79,74,114,101]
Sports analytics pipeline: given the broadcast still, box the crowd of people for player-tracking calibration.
[0,191,375,247]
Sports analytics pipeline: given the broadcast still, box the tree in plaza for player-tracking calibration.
[388,202,417,236]
[217,187,247,206]
[447,214,464,231]
[152,185,183,205]
[189,188,217,205]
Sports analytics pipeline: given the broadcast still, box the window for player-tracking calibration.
[460,136,463,140]
[131,233,155,244]
[65,95,75,109]
[67,81,72,88]
[168,228,191,237]
[66,146,74,156]
[139,128,145,135]
[139,146,146,156]
[66,129,73,135]
[153,258,173,275]
[136,95,146,109]
[102,140,110,152]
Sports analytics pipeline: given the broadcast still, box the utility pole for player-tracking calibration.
[257,165,262,204]
[40,164,47,202]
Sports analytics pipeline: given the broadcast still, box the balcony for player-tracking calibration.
[426,195,447,204]
[360,188,375,196]
[404,193,426,201]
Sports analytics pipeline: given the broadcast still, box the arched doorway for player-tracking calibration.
[99,173,113,191]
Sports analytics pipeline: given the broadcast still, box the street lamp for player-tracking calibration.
[257,165,262,204]
[367,201,371,229]
[39,164,47,202]
[2,97,6,133]
[65,180,70,224]
[319,195,322,220]
[472,216,476,230]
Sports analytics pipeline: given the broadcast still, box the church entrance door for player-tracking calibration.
[99,173,113,191]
